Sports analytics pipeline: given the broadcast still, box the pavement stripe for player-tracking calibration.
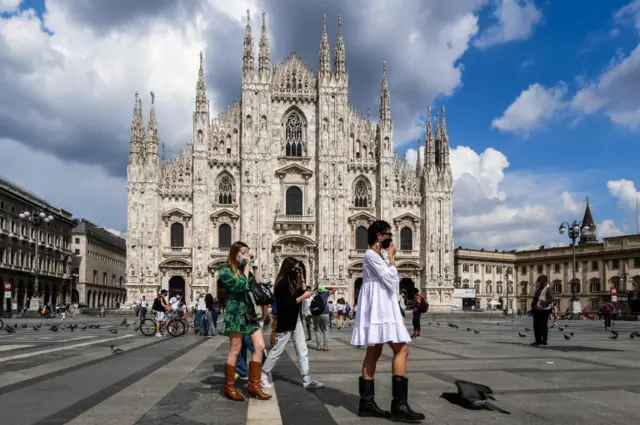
[0,337,162,391]
[247,386,282,425]
[63,337,224,425]
[0,344,35,352]
[0,334,134,363]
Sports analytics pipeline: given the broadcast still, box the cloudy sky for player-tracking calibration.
[1,0,639,250]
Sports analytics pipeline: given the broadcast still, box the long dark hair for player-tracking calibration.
[275,257,302,294]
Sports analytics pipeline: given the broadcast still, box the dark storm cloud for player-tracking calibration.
[61,0,205,34]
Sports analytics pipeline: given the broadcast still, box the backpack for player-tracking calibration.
[601,303,613,314]
[419,296,429,314]
[310,294,326,316]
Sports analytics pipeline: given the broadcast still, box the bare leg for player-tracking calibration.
[361,344,383,379]
[249,329,266,363]
[387,342,409,376]
[226,333,242,365]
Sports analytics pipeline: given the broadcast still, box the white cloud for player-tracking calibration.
[0,0,21,13]
[404,144,588,248]
[104,228,125,238]
[475,0,542,49]
[571,44,640,130]
[492,83,567,134]
[614,0,640,32]
[607,179,639,207]
[598,219,624,238]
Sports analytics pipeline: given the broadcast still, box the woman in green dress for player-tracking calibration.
[218,241,271,401]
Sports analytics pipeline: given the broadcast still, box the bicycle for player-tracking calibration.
[140,312,185,337]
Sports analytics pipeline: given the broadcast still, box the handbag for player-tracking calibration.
[251,281,274,306]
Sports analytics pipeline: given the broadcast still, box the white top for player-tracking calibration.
[304,298,312,316]
[169,297,177,305]
[140,300,148,308]
[197,298,206,311]
[171,301,181,311]
[337,303,345,312]
[350,250,411,346]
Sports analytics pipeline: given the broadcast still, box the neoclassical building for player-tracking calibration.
[125,12,455,309]
[454,202,640,313]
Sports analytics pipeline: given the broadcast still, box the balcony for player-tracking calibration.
[211,247,230,257]
[162,246,192,257]
[274,215,315,233]
[397,250,419,259]
[349,249,366,259]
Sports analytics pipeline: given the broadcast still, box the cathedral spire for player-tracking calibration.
[415,136,422,176]
[129,92,144,160]
[243,9,254,76]
[146,91,158,159]
[579,198,598,244]
[379,61,390,123]
[195,51,208,115]
[441,106,450,165]
[334,14,346,78]
[319,14,331,77]
[258,11,270,77]
[425,105,435,168]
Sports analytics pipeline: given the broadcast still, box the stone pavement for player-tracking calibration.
[1,315,640,424]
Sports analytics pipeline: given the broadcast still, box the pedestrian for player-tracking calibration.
[139,296,148,323]
[350,220,425,422]
[218,241,271,401]
[328,300,335,328]
[411,289,426,339]
[599,301,615,330]
[205,293,216,336]
[531,275,553,346]
[261,257,323,390]
[311,285,334,351]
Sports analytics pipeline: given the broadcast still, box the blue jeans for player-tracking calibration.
[236,334,267,377]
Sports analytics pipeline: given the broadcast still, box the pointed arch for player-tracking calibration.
[352,175,372,208]
[215,171,236,205]
[281,106,307,157]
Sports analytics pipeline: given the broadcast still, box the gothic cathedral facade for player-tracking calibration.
[125,12,455,310]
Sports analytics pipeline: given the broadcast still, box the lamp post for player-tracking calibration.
[559,220,588,319]
[504,268,511,316]
[19,210,54,311]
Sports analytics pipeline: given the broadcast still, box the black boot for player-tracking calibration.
[357,377,390,418]
[389,375,425,423]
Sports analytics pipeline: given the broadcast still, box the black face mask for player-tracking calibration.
[381,238,392,249]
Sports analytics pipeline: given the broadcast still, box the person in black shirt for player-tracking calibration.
[152,290,172,336]
[260,257,324,390]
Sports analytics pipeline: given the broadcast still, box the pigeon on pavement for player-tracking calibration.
[110,345,124,354]
[610,331,619,340]
[109,328,118,334]
[518,332,526,338]
[563,334,571,340]
[440,380,510,414]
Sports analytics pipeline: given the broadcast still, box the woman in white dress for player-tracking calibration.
[351,220,425,423]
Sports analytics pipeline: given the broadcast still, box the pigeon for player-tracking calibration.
[570,332,574,336]
[121,318,128,326]
[467,327,472,332]
[440,380,510,414]
[13,324,18,329]
[474,330,480,334]
[518,332,527,338]
[610,331,619,340]
[109,328,118,334]
[563,334,571,340]
[630,333,635,339]
[110,345,124,354]
[524,328,530,332]
[5,326,15,334]
[134,326,140,331]
[448,323,458,329]
[81,325,87,330]
[436,322,441,326]
[635,331,640,338]
[564,324,570,328]
[21,324,27,328]
[32,325,39,331]
[94,324,100,329]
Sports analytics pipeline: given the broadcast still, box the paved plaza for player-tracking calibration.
[1,314,640,424]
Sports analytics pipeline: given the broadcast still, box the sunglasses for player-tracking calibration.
[381,233,393,238]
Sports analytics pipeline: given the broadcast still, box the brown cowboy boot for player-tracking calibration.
[224,363,245,401]
[248,361,272,400]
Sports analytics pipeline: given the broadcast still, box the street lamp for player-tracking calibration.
[19,210,54,311]
[504,268,511,316]
[559,220,589,318]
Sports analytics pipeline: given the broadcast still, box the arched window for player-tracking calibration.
[218,224,232,248]
[285,112,303,157]
[400,227,413,251]
[553,280,562,294]
[216,173,235,205]
[590,278,602,292]
[353,178,370,208]
[170,223,184,248]
[285,186,303,215]
[355,226,368,250]
[485,283,492,294]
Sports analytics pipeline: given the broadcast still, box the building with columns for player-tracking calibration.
[0,177,76,310]
[454,201,640,313]
[72,219,127,308]
[125,12,455,310]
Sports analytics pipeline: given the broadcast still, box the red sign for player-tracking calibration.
[611,288,617,295]
[3,282,11,291]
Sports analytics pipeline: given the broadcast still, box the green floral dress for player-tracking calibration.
[218,263,260,336]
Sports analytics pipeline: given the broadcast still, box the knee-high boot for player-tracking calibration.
[389,375,425,423]
[224,364,245,401]
[248,361,272,400]
[357,377,390,418]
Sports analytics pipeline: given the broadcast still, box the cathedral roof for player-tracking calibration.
[272,53,317,100]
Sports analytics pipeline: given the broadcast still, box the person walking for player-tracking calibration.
[350,220,425,422]
[531,275,553,346]
[311,285,333,351]
[261,257,323,390]
[218,241,271,401]
[411,289,425,339]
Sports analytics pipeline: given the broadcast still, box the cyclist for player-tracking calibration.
[152,290,173,337]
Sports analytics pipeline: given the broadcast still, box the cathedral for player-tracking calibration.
[125,12,455,310]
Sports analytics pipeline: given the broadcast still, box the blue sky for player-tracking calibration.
[0,0,638,249]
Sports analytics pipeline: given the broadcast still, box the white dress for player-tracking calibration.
[351,250,411,346]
